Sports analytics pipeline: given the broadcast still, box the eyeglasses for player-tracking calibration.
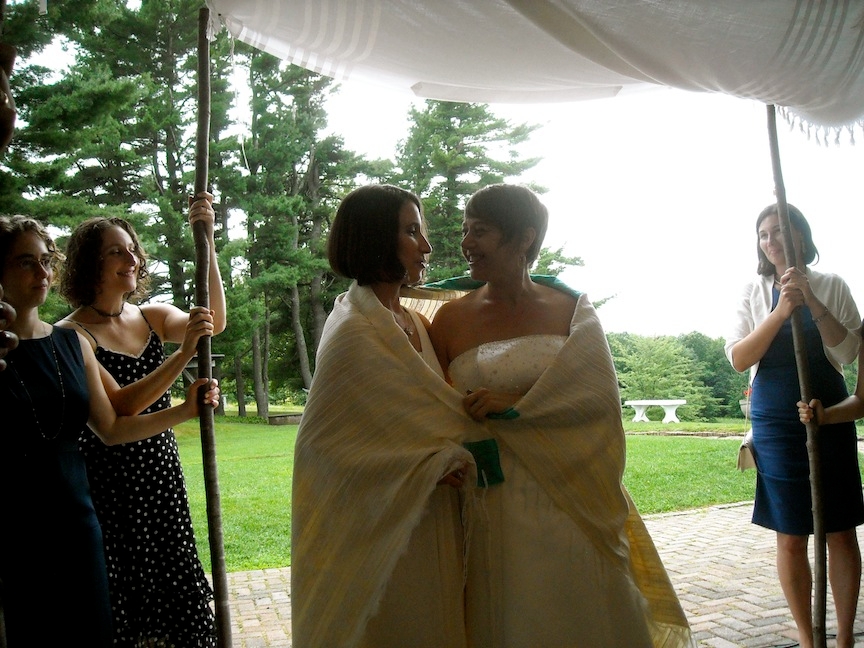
[13,256,54,273]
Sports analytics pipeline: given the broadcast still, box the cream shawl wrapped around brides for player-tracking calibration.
[294,278,692,647]
[291,282,476,647]
[408,277,693,646]
[480,291,693,646]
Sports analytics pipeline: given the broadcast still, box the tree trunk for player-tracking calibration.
[300,152,327,360]
[251,326,268,418]
[308,203,328,350]
[262,305,270,402]
[233,353,246,418]
[310,266,327,350]
[290,284,314,388]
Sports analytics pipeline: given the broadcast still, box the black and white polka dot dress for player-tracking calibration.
[78,322,216,647]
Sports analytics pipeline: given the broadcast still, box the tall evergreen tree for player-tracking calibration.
[394,100,541,280]
[7,0,236,308]
[227,45,385,413]
[4,0,241,402]
[4,3,397,412]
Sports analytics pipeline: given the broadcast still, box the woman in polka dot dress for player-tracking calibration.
[56,193,226,647]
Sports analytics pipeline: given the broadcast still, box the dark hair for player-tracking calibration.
[464,184,548,263]
[0,215,64,282]
[60,217,150,307]
[756,203,818,276]
[327,184,422,285]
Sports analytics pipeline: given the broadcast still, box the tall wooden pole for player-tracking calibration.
[194,7,232,647]
[766,104,826,648]
[0,0,15,156]
[0,1,9,644]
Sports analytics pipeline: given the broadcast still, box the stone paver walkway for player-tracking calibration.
[645,502,864,647]
[222,501,864,647]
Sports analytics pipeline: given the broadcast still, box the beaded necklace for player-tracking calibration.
[89,302,125,318]
[9,327,66,441]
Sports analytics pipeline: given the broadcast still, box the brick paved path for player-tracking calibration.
[645,502,864,647]
[224,501,864,647]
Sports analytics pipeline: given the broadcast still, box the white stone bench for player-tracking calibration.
[624,399,687,424]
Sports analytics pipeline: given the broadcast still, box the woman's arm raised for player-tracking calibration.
[102,306,215,416]
[79,332,218,445]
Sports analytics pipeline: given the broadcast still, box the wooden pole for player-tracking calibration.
[194,7,232,647]
[0,0,15,156]
[766,104,826,648]
[0,1,9,644]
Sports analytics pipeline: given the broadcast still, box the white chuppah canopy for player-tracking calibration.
[205,0,864,128]
[198,2,863,646]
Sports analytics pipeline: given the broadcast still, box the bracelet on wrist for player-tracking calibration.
[813,307,831,324]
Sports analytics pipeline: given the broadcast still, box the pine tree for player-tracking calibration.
[227,45,383,413]
[394,100,541,280]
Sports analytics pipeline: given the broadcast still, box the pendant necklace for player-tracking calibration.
[393,307,415,337]
[89,302,125,318]
[9,326,66,441]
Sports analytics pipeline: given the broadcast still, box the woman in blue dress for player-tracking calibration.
[0,215,218,646]
[725,203,863,648]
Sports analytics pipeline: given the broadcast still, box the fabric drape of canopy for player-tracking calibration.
[200,2,863,647]
[205,0,864,128]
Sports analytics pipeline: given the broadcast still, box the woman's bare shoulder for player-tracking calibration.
[531,284,579,332]
[415,310,433,331]
[55,317,77,330]
[139,301,181,318]
[431,292,481,326]
[55,311,96,346]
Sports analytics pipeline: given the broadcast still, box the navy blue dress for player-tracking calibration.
[0,327,113,646]
[75,315,215,647]
[750,289,864,534]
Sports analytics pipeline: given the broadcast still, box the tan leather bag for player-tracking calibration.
[737,429,756,471]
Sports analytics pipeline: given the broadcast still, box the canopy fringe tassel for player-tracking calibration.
[778,106,862,145]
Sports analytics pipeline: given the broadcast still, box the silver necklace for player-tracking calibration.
[9,328,66,441]
[393,308,415,337]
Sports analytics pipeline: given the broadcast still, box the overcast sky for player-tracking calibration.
[322,79,864,340]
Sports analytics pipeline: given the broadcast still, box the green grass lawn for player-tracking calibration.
[175,418,297,573]
[623,435,755,512]
[175,417,756,572]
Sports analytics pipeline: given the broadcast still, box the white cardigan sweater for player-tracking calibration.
[724,269,861,384]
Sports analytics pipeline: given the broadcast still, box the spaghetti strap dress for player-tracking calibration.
[76,312,216,646]
[750,289,864,534]
[0,326,113,646]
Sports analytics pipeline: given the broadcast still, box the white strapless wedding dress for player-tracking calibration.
[450,335,653,648]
